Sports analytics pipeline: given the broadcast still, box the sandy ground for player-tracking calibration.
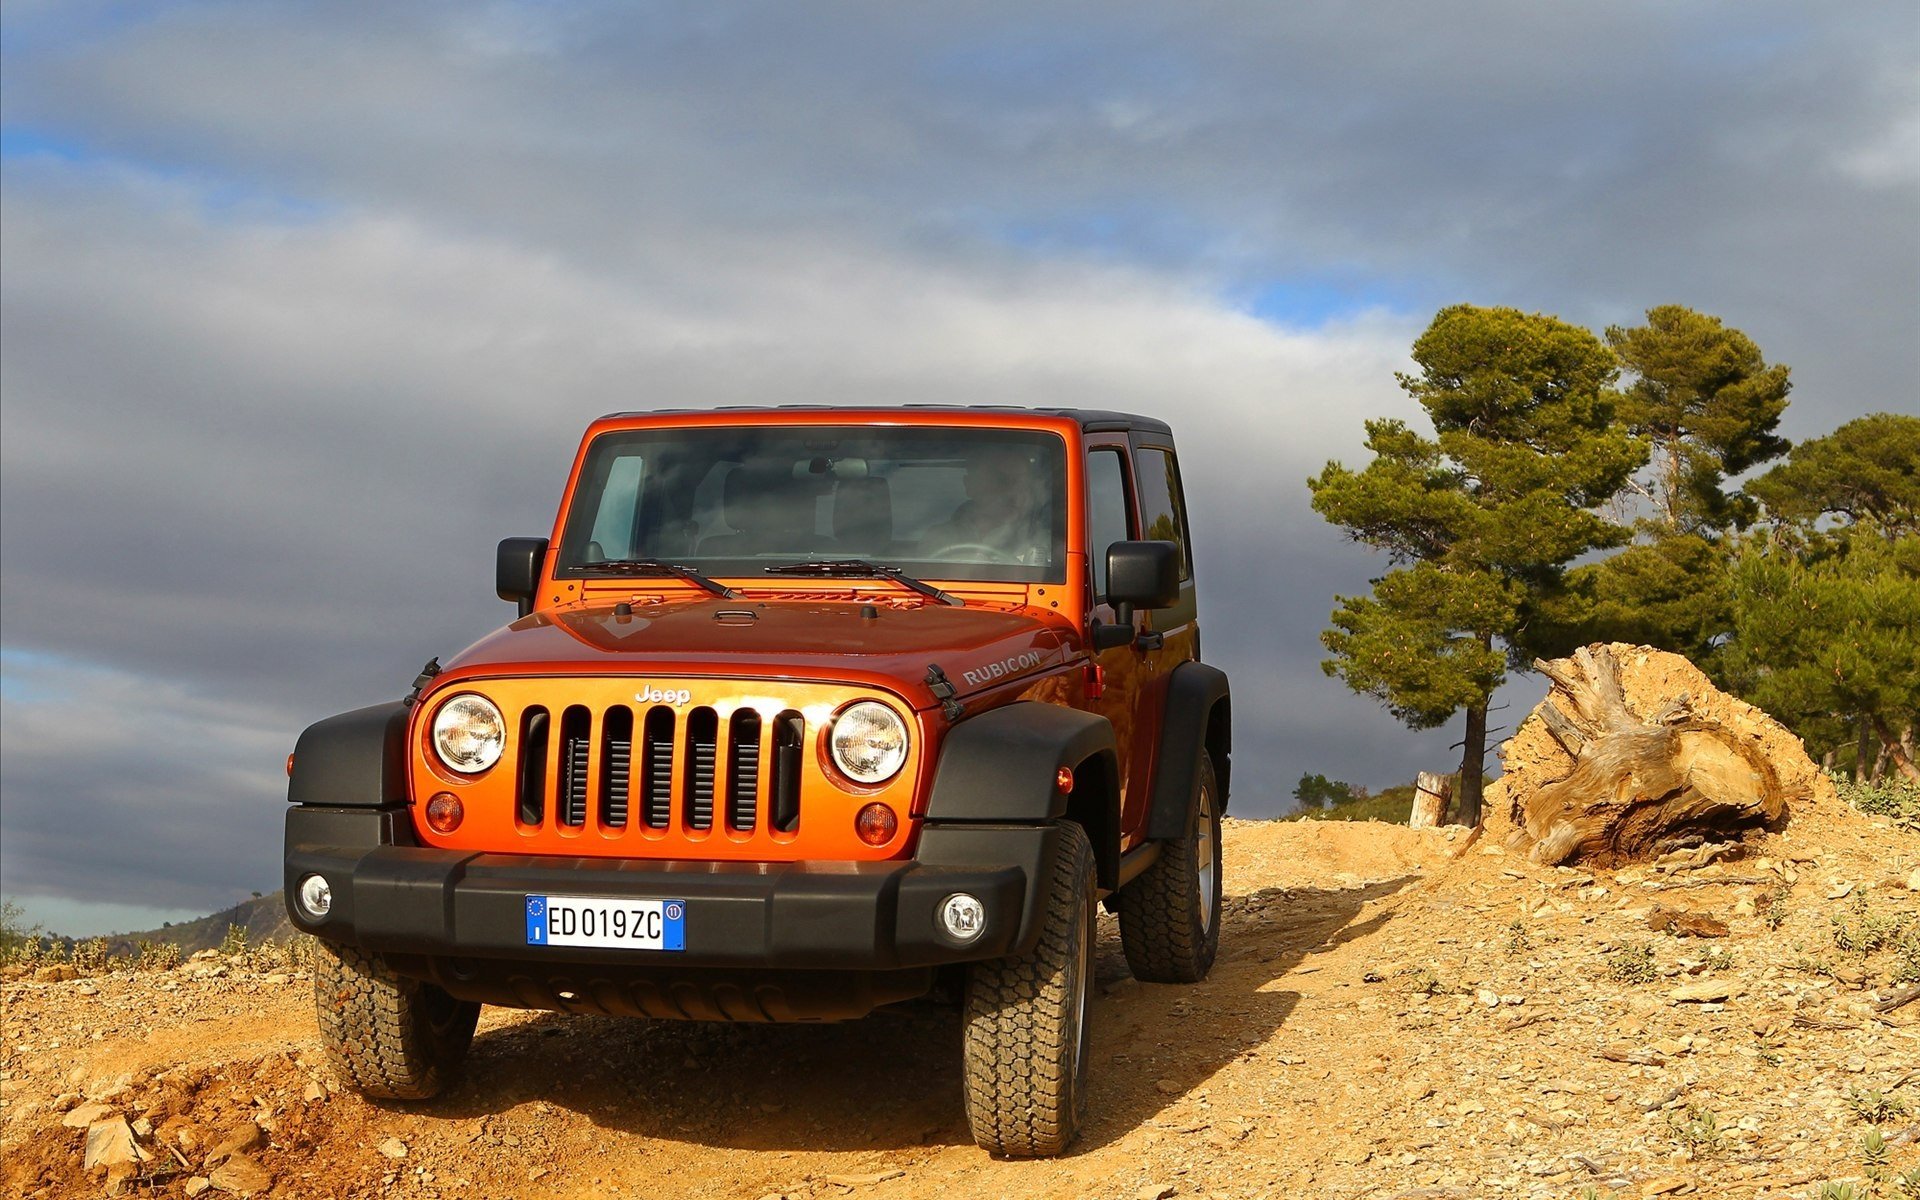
[4,812,1917,1200]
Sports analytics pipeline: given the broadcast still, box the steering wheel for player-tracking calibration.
[927,541,1018,564]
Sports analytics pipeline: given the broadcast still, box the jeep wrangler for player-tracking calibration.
[284,406,1230,1156]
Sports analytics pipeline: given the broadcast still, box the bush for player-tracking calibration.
[1834,774,1920,826]
[70,938,109,974]
[136,940,183,972]
[0,898,44,966]
[1607,941,1659,984]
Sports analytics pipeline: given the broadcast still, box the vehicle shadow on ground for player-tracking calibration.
[419,875,1418,1156]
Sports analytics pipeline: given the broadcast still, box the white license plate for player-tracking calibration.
[524,895,686,951]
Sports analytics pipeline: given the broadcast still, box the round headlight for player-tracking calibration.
[432,693,505,774]
[830,701,909,784]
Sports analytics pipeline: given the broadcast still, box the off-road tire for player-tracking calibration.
[961,821,1096,1158]
[1117,751,1222,983]
[313,940,479,1100]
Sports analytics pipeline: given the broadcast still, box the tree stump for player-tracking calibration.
[1514,645,1790,866]
[1409,772,1453,828]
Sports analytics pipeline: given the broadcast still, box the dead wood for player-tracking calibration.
[1874,986,1920,1014]
[1514,645,1790,867]
[1410,772,1454,829]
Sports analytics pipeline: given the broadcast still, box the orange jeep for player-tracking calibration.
[284,407,1231,1156]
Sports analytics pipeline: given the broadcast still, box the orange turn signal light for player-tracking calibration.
[1055,766,1075,794]
[425,792,465,834]
[285,754,296,778]
[855,802,898,846]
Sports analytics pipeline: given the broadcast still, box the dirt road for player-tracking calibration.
[5,815,1917,1199]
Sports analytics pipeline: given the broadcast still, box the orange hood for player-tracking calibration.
[431,597,1077,709]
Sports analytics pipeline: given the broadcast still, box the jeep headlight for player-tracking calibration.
[432,693,505,774]
[830,701,908,784]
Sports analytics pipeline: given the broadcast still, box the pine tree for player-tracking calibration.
[1744,412,1920,534]
[1720,531,1920,781]
[1532,308,1793,663]
[1606,305,1791,533]
[1310,305,1645,825]
[1721,413,1920,782]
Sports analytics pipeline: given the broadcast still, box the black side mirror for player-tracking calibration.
[497,537,549,617]
[1106,540,1181,610]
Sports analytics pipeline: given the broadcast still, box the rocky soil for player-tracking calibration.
[4,810,1917,1200]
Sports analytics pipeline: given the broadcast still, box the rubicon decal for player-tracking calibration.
[635,684,694,706]
[961,651,1045,688]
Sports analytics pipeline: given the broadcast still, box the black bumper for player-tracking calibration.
[284,806,1060,972]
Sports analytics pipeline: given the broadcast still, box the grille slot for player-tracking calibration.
[517,707,550,825]
[559,706,592,826]
[727,710,763,831]
[770,710,804,833]
[684,707,718,831]
[599,707,633,827]
[641,706,675,829]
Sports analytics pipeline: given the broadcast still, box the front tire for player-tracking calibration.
[313,941,479,1100]
[1117,751,1222,983]
[961,822,1096,1157]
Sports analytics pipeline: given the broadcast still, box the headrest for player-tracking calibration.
[722,464,790,532]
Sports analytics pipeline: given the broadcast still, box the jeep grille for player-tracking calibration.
[513,702,804,836]
[411,678,917,861]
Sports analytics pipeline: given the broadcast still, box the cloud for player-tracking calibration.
[0,0,1913,928]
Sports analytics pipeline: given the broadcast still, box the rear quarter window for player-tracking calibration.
[1132,447,1192,582]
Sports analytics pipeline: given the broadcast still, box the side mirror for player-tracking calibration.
[497,537,549,617]
[1106,540,1181,610]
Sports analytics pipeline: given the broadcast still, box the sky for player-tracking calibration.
[2,1,1915,936]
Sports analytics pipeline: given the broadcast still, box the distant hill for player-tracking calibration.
[97,891,294,957]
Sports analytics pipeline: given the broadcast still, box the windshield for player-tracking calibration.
[557,425,1069,584]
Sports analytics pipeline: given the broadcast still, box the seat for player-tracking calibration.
[699,465,814,557]
[833,478,893,555]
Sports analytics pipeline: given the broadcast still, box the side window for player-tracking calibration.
[1086,449,1132,601]
[1133,447,1192,581]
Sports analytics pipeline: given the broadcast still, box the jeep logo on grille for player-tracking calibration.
[635,685,694,706]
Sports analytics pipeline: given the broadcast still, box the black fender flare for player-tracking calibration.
[1145,662,1232,841]
[287,702,410,808]
[922,701,1122,889]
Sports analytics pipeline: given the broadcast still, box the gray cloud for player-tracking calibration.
[1,1,1913,930]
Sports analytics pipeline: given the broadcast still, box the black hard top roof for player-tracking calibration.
[598,404,1172,436]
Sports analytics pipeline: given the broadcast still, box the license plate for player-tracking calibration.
[524,895,686,951]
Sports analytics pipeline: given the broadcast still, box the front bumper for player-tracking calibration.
[284,806,1058,972]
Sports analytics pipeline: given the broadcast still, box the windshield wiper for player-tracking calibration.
[763,559,965,607]
[581,558,740,599]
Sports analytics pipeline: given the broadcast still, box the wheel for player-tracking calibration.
[1117,750,1222,983]
[313,940,479,1100]
[961,822,1096,1157]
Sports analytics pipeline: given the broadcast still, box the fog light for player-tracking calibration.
[940,893,986,943]
[426,792,465,834]
[297,874,332,920]
[854,802,897,846]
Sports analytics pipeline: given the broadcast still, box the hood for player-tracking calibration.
[435,597,1076,707]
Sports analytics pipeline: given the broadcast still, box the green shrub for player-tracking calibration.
[135,940,182,971]
[1832,897,1905,956]
[1607,941,1658,984]
[70,937,110,973]
[1836,775,1920,826]
[1844,1087,1909,1124]
[1665,1104,1727,1157]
